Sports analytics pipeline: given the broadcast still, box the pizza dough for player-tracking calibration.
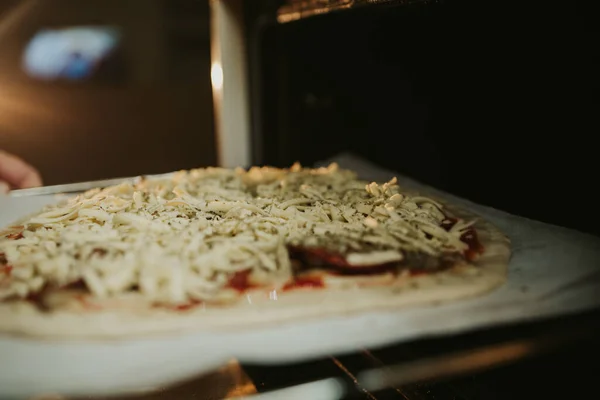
[0,163,510,339]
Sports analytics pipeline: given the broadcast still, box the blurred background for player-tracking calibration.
[0,0,215,185]
[0,0,598,237]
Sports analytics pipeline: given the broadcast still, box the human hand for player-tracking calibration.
[0,150,43,194]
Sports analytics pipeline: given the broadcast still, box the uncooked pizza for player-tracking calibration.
[0,163,510,338]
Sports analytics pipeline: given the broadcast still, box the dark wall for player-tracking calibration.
[0,0,216,185]
[0,81,215,184]
[252,0,600,236]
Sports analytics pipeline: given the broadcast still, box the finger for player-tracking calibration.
[0,181,9,194]
[19,169,43,188]
[0,151,43,189]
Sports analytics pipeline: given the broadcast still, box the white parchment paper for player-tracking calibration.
[1,159,599,398]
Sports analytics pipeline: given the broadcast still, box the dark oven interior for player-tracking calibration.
[246,0,600,238]
[243,4,600,394]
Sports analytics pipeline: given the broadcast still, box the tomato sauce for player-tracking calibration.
[173,300,202,311]
[227,269,258,292]
[282,276,324,291]
[461,230,484,261]
[441,217,484,261]
[74,294,103,310]
[0,265,12,276]
[0,252,11,276]
[152,300,203,312]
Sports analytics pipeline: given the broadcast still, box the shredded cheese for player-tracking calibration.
[0,163,474,305]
